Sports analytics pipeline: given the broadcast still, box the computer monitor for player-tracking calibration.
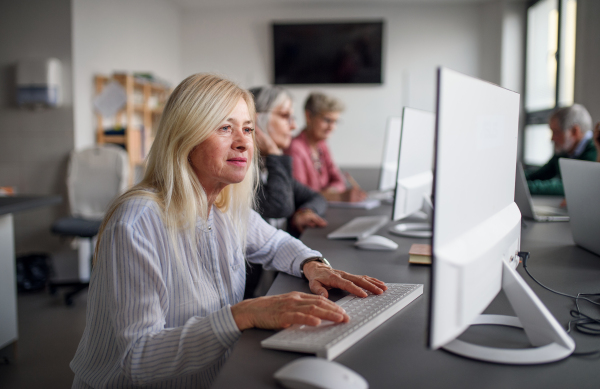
[377,117,402,192]
[389,107,435,238]
[428,67,574,364]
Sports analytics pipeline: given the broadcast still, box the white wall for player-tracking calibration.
[181,2,501,167]
[0,0,74,254]
[72,0,182,149]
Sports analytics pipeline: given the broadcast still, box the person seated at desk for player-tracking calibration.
[250,86,327,237]
[245,86,328,299]
[69,74,386,389]
[286,92,367,202]
[594,122,600,162]
[526,104,597,195]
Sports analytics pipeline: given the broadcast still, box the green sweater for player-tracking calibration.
[526,139,597,195]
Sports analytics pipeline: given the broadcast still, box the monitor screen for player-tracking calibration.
[272,21,383,85]
[391,107,435,221]
[377,117,402,192]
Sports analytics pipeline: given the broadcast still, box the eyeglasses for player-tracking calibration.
[273,112,296,124]
[313,114,341,126]
[320,117,339,126]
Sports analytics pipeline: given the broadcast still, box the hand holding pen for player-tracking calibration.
[343,172,368,202]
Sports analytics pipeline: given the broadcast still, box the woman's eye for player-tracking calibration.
[244,127,255,134]
[220,125,232,132]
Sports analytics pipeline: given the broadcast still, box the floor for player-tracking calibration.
[0,288,88,389]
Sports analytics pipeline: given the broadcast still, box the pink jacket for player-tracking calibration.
[285,131,347,193]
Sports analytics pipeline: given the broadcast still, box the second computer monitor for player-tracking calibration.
[391,107,435,221]
[377,117,403,192]
[428,67,573,364]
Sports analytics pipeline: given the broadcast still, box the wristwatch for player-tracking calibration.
[300,257,331,281]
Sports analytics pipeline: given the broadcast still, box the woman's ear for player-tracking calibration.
[305,110,313,127]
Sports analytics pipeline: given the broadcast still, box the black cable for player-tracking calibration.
[519,251,600,356]
[520,252,600,306]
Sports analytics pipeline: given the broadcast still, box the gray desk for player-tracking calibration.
[0,195,62,351]
[212,173,600,389]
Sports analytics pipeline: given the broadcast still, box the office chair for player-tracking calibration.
[49,144,129,305]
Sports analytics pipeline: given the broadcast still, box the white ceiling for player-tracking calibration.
[169,0,525,10]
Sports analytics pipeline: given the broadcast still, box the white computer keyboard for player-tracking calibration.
[261,283,423,360]
[327,215,389,239]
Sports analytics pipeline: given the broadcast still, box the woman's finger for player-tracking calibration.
[279,305,348,327]
[309,279,330,298]
[322,273,368,297]
[343,274,385,295]
[295,304,348,323]
[280,311,321,327]
[283,292,340,312]
[344,273,387,293]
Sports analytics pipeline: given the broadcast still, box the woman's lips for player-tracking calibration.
[227,157,247,166]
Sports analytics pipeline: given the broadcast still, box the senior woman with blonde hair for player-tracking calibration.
[70,74,386,388]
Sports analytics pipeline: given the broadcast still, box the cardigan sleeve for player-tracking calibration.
[256,155,296,219]
[319,142,347,192]
[525,155,561,182]
[286,140,314,189]
[292,179,327,216]
[527,177,565,196]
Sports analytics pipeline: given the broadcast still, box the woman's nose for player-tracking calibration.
[233,129,250,150]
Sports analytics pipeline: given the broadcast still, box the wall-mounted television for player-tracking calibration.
[272,21,384,85]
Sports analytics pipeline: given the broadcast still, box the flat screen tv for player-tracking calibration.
[273,21,383,85]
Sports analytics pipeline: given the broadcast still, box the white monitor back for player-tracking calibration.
[430,68,521,349]
[377,117,402,191]
[560,158,600,256]
[392,108,435,221]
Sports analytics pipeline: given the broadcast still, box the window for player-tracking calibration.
[523,0,577,166]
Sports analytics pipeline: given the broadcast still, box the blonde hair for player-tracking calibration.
[304,92,345,116]
[94,73,258,264]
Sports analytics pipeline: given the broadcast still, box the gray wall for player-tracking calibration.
[0,0,74,255]
[575,0,600,124]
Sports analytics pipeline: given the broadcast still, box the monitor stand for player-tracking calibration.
[389,195,432,238]
[442,260,575,364]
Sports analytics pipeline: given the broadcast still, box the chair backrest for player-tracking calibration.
[67,145,129,219]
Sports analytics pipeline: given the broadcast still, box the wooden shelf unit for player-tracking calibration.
[95,73,170,179]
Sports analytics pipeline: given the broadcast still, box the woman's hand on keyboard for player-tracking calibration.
[231,292,350,331]
[303,261,387,299]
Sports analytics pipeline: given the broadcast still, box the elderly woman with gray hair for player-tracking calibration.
[250,86,328,236]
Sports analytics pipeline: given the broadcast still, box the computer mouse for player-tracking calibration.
[354,235,398,251]
[274,357,369,389]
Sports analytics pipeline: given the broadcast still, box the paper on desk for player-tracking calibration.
[328,199,381,209]
[94,81,127,117]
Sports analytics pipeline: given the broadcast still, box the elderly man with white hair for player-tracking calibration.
[526,104,597,195]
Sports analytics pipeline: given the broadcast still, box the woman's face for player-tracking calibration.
[305,110,340,142]
[189,98,254,196]
[267,99,296,150]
